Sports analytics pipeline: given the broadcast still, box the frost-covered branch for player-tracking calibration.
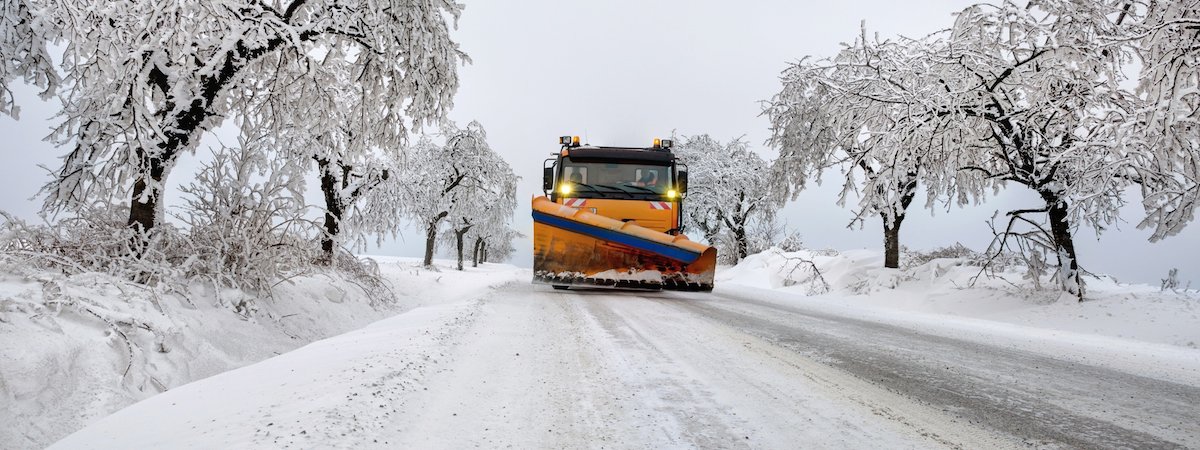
[0,0,58,118]
[765,24,942,268]
[674,134,783,264]
[34,0,467,245]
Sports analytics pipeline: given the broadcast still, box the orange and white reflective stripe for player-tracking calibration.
[649,201,672,210]
[563,198,587,208]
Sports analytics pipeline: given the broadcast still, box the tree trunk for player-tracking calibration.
[1042,192,1083,301]
[423,223,437,267]
[732,225,748,264]
[729,199,751,263]
[472,237,482,267]
[882,214,904,269]
[127,154,168,250]
[317,159,342,265]
[453,226,471,271]
[423,212,447,267]
[881,176,917,269]
[125,33,293,242]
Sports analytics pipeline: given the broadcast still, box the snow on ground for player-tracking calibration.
[719,248,1200,349]
[0,256,523,450]
[12,247,1200,448]
[716,248,1200,386]
[51,301,485,449]
[50,280,956,449]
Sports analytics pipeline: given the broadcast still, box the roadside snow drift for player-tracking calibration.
[718,248,1200,349]
[0,257,524,449]
[50,301,487,449]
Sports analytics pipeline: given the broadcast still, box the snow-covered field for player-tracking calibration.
[6,248,1200,448]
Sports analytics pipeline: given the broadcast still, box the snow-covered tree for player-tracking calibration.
[673,135,724,247]
[446,125,516,271]
[765,28,941,269]
[441,168,517,271]
[35,0,466,245]
[768,3,1161,300]
[457,182,520,269]
[469,226,521,266]
[1118,0,1200,241]
[406,121,515,269]
[928,1,1200,298]
[251,48,407,263]
[929,2,1140,299]
[674,134,781,264]
[313,151,395,263]
[174,139,313,309]
[1,0,58,119]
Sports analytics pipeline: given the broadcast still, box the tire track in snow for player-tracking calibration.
[569,289,966,449]
[574,293,748,448]
[389,284,968,448]
[658,291,1200,448]
[385,285,648,448]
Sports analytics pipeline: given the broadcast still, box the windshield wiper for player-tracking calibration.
[619,184,658,194]
[587,184,636,198]
[568,183,626,196]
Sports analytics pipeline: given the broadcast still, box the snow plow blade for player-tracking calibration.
[531,196,716,291]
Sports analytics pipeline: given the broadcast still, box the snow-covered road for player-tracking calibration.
[392,286,954,449]
[52,282,1200,449]
[666,290,1200,448]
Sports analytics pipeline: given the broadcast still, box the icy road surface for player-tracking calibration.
[54,283,1200,449]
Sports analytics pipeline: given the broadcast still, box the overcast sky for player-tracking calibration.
[1,1,1195,285]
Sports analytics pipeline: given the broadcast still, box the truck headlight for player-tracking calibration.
[559,184,572,196]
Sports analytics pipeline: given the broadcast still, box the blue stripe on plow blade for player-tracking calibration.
[532,211,700,263]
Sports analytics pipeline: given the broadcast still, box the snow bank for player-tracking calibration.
[718,247,1200,349]
[50,301,484,449]
[0,256,524,450]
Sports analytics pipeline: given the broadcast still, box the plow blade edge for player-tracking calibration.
[531,196,716,291]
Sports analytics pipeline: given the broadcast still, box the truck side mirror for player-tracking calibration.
[677,170,688,193]
[543,167,554,191]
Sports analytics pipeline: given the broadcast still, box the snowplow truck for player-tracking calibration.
[532,136,716,291]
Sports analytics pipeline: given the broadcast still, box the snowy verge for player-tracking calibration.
[0,256,524,450]
[49,299,491,449]
[715,248,1200,384]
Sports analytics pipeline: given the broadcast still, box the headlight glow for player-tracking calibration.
[559,184,572,196]
[666,189,678,199]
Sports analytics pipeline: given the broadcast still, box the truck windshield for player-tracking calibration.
[560,160,673,196]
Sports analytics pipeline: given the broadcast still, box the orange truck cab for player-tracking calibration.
[542,137,688,234]
[531,136,715,291]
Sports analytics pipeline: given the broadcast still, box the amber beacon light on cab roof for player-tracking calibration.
[531,135,717,291]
